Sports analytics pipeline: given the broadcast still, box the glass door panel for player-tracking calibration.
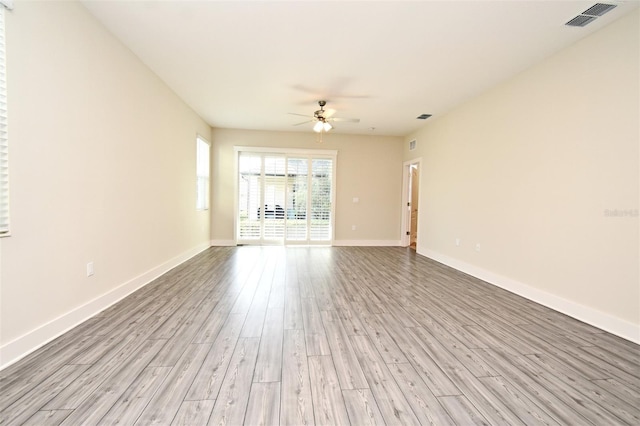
[286,158,308,241]
[310,159,333,241]
[238,154,262,240]
[262,156,286,241]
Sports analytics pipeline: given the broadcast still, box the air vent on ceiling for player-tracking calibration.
[566,15,598,27]
[582,3,617,17]
[416,114,432,120]
[565,3,616,27]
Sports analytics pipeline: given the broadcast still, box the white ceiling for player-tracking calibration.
[82,0,638,137]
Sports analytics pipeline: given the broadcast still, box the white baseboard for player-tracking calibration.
[419,248,640,344]
[210,239,236,246]
[210,240,402,247]
[211,240,402,247]
[333,240,401,247]
[0,243,210,370]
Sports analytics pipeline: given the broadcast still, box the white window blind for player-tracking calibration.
[196,136,210,211]
[0,7,9,236]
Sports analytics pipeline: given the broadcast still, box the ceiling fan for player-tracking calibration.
[289,100,360,133]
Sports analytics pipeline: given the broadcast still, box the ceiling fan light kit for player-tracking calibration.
[289,100,359,137]
[313,120,333,133]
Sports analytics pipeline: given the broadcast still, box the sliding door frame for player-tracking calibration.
[233,146,338,246]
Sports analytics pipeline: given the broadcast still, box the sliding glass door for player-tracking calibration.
[237,149,335,245]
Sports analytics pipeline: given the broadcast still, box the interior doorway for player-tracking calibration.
[409,164,419,249]
[401,159,421,249]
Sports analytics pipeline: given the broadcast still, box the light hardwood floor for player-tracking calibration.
[1,246,639,425]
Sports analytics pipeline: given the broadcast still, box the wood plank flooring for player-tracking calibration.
[1,246,639,425]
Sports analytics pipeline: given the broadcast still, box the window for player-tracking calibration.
[196,136,210,211]
[0,5,9,236]
[236,148,336,245]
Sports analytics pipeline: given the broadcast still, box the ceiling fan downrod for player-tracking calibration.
[315,100,327,119]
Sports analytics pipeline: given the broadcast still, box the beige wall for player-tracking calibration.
[211,128,403,244]
[0,2,211,365]
[405,11,639,339]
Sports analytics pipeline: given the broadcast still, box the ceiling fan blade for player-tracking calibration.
[292,120,314,126]
[288,112,314,118]
[330,117,360,123]
[323,108,337,118]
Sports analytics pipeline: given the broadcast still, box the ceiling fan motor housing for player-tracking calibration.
[315,100,327,119]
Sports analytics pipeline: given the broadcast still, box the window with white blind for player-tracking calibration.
[0,5,9,237]
[236,148,336,245]
[196,136,210,211]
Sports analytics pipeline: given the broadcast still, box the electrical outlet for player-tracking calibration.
[87,262,94,277]
[352,225,356,231]
[475,243,481,252]
[455,238,460,246]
